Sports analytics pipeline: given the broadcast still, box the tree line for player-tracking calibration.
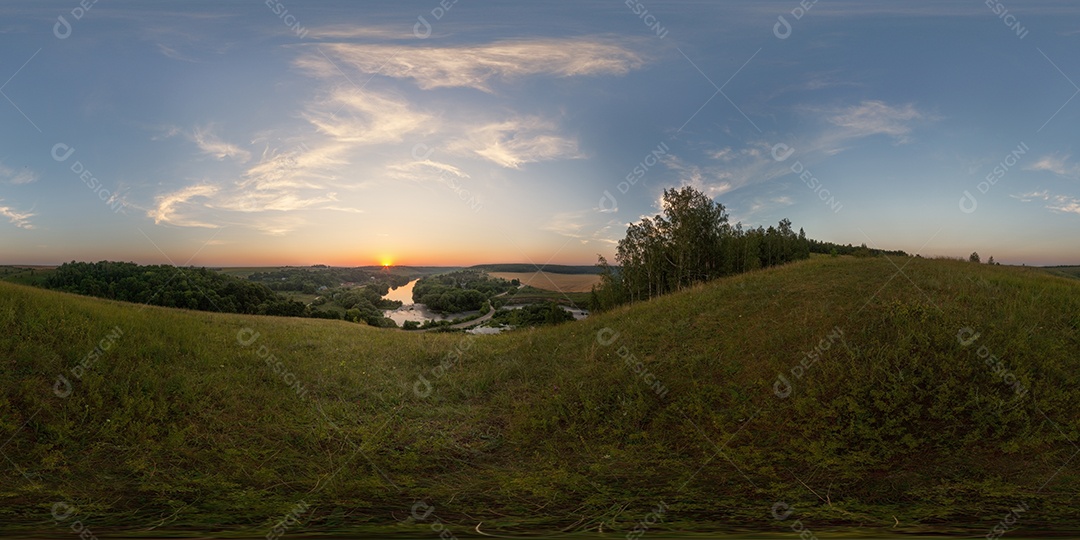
[42,261,404,327]
[45,261,308,316]
[247,267,411,294]
[591,187,814,311]
[412,270,515,313]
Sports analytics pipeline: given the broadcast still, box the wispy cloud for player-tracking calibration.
[306,25,414,40]
[657,100,930,210]
[148,184,221,228]
[149,138,366,234]
[1027,154,1080,179]
[1012,190,1080,214]
[0,200,34,229]
[543,210,622,245]
[387,159,469,183]
[745,195,794,215]
[148,87,429,233]
[826,100,926,144]
[0,162,38,185]
[156,43,199,63]
[192,126,251,161]
[449,116,582,169]
[149,37,632,236]
[303,88,434,145]
[661,153,736,198]
[299,38,644,92]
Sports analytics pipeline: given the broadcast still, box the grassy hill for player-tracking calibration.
[1043,265,1080,281]
[2,256,1079,536]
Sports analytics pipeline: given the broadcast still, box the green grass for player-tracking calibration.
[2,256,1079,536]
[1043,265,1080,280]
[0,265,54,286]
[501,285,592,308]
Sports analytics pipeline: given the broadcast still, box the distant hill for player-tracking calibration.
[470,263,602,274]
[1042,265,1080,280]
[2,256,1079,535]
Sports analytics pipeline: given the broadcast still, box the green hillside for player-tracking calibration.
[2,256,1079,536]
[1043,265,1080,281]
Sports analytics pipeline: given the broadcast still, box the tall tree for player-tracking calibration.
[594,186,809,311]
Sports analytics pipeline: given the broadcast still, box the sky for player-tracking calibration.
[0,0,1078,267]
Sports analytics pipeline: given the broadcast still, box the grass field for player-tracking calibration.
[0,265,54,286]
[1044,266,1080,280]
[490,271,601,292]
[2,256,1080,536]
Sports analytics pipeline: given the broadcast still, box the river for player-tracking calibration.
[382,279,479,326]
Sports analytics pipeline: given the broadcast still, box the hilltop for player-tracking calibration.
[1,256,1078,536]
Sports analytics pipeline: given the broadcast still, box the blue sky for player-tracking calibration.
[1,0,1078,266]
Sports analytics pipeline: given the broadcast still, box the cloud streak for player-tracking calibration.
[449,116,582,169]
[299,38,644,92]
[0,201,34,229]
[658,100,931,214]
[1012,190,1080,214]
[0,162,38,185]
[303,89,434,145]
[826,100,926,144]
[1027,154,1080,179]
[192,127,251,161]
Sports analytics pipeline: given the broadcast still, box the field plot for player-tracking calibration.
[490,271,601,292]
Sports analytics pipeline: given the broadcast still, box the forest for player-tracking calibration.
[590,186,907,311]
[412,270,516,313]
[40,261,402,327]
[44,261,308,316]
[246,267,411,293]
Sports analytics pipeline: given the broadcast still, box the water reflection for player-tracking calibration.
[382,278,590,328]
[382,279,478,325]
[382,279,418,304]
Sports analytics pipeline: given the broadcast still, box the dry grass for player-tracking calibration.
[489,271,601,292]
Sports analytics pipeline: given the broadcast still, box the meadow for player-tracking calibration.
[1,256,1079,536]
[490,271,602,293]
